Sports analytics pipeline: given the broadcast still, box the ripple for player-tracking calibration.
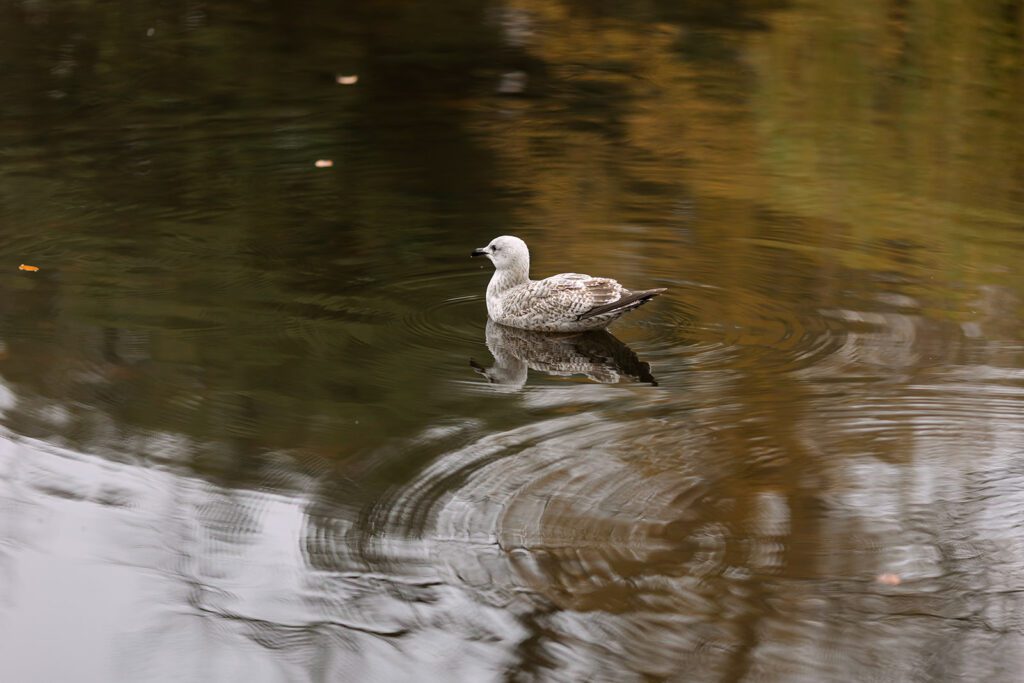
[634,284,847,384]
[296,411,791,679]
[312,412,733,598]
[396,272,486,353]
[813,381,1024,445]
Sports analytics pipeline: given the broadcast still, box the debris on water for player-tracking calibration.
[314,160,334,168]
[18,264,39,272]
[876,573,902,586]
[336,75,359,85]
[497,71,528,95]
[146,28,155,37]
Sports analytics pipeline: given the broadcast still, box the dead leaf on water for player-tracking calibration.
[314,160,334,168]
[876,573,902,586]
[18,264,39,272]
[336,75,358,85]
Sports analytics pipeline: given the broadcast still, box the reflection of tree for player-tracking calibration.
[0,0,524,469]
[0,0,1019,477]
[475,0,1023,307]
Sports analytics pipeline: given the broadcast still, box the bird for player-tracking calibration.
[471,235,665,332]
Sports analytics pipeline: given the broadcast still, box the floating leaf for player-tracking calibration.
[18,264,39,272]
[336,75,358,85]
[876,573,901,586]
[314,160,334,168]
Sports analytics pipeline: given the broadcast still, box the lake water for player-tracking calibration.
[1,1,1023,681]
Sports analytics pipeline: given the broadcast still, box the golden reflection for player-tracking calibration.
[476,0,1023,303]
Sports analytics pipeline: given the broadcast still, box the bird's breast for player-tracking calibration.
[486,293,503,320]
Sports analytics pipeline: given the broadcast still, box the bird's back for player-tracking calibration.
[489,272,660,332]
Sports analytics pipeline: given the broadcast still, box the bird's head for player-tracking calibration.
[471,235,530,273]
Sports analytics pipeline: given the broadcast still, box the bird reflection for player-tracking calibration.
[471,319,657,388]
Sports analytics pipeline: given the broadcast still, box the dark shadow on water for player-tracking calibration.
[470,318,657,388]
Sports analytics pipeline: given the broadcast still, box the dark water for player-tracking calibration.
[1,0,1023,680]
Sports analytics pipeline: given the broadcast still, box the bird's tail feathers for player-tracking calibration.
[577,288,666,321]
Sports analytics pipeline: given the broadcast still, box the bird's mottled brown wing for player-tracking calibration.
[512,273,624,321]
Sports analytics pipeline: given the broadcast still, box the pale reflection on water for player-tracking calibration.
[3,345,1023,681]
[0,0,1023,680]
[471,320,657,388]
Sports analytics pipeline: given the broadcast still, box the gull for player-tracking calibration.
[471,235,665,332]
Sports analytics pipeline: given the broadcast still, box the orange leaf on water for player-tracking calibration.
[314,159,334,168]
[876,573,902,586]
[18,264,39,272]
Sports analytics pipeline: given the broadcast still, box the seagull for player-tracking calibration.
[471,235,665,332]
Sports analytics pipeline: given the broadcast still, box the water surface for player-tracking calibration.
[1,0,1023,681]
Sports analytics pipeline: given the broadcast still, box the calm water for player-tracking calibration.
[1,1,1023,681]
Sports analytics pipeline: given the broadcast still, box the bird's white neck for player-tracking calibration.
[485,262,529,321]
[486,263,530,299]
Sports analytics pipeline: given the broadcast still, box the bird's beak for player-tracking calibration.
[471,247,489,258]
